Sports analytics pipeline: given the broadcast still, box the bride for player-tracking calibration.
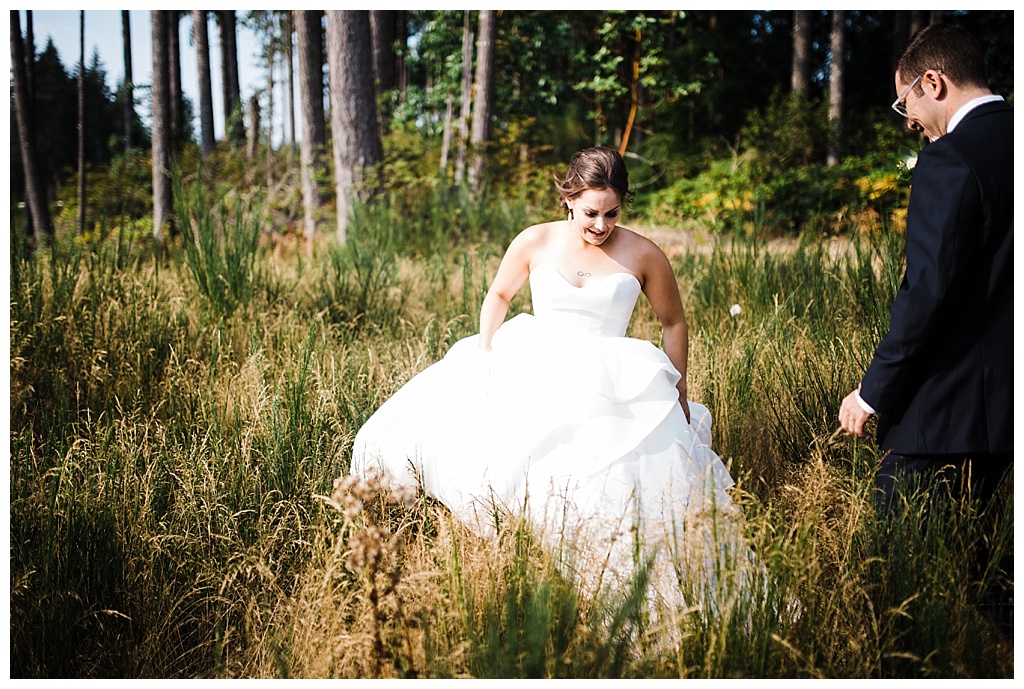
[351,147,760,613]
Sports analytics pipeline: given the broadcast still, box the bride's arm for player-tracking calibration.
[641,243,691,423]
[478,228,536,351]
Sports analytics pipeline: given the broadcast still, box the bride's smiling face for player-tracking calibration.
[568,188,621,246]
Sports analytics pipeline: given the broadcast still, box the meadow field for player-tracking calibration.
[8,191,1013,678]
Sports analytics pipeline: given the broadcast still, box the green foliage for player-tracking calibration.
[676,228,905,487]
[17,10,1015,246]
[459,521,585,678]
[572,11,709,146]
[174,167,264,318]
[10,38,143,206]
[317,207,405,334]
[641,89,917,236]
[861,482,1014,677]
[742,90,827,171]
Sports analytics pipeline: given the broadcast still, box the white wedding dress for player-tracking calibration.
[352,263,759,611]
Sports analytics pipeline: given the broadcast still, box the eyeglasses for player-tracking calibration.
[891,70,941,117]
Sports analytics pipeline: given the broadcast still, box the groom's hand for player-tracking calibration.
[839,390,872,439]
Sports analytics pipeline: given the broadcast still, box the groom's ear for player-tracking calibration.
[922,69,946,100]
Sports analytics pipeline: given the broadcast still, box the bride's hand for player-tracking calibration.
[675,380,691,423]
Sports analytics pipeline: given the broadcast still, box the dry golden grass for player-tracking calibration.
[8,218,1013,678]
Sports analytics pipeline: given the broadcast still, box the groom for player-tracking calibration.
[838,23,1013,514]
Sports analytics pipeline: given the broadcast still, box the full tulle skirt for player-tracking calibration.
[352,312,761,610]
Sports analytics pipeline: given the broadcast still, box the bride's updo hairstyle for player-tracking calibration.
[556,146,635,215]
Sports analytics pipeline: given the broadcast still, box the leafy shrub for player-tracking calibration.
[642,90,914,236]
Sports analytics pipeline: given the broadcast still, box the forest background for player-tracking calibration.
[11,9,1015,244]
[8,9,1018,679]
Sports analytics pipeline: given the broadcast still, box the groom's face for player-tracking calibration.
[894,71,943,140]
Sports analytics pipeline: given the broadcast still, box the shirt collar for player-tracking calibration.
[948,94,1005,133]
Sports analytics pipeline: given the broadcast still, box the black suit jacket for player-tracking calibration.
[860,100,1013,455]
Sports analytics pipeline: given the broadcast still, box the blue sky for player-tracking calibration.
[20,10,292,146]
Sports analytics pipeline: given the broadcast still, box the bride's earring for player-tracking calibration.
[568,208,574,221]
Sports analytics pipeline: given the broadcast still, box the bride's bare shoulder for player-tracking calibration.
[511,220,564,249]
[614,226,664,256]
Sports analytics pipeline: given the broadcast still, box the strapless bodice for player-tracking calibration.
[529,263,641,338]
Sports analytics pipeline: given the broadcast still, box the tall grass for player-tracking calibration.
[8,193,1012,678]
[174,168,264,318]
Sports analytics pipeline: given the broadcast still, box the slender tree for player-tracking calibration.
[791,9,811,93]
[25,10,34,99]
[219,10,244,146]
[295,9,327,244]
[440,92,455,175]
[24,9,38,239]
[193,10,216,157]
[11,10,51,245]
[168,11,185,148]
[151,10,173,245]
[395,11,409,94]
[370,10,398,134]
[454,11,474,184]
[370,10,399,95]
[619,22,643,155]
[247,93,261,161]
[121,10,134,152]
[77,10,86,235]
[468,9,496,192]
[265,38,275,184]
[325,10,383,244]
[910,11,927,39]
[284,12,296,149]
[827,10,846,167]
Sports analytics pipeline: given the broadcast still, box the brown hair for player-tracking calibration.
[896,23,988,93]
[555,147,634,214]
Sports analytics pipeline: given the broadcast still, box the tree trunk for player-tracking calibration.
[468,10,496,192]
[25,10,34,99]
[325,10,383,244]
[440,92,455,176]
[395,11,409,95]
[909,11,927,38]
[791,9,811,93]
[121,10,134,153]
[295,10,327,244]
[892,11,908,70]
[370,10,398,94]
[248,94,261,161]
[619,25,642,156]
[194,10,216,156]
[25,9,38,239]
[168,11,184,149]
[370,10,400,133]
[284,12,296,150]
[265,46,275,186]
[220,10,244,146]
[151,10,173,245]
[454,11,473,184]
[77,10,86,236]
[827,10,846,167]
[11,10,51,245]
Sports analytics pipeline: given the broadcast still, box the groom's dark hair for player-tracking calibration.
[896,23,988,92]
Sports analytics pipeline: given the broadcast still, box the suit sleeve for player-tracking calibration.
[858,142,979,415]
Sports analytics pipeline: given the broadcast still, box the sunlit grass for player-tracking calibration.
[8,195,1013,678]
